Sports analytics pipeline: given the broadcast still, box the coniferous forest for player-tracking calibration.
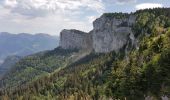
[0,8,170,100]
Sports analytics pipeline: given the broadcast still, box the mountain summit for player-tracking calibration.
[59,13,136,53]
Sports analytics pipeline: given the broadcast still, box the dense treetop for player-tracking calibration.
[0,8,170,100]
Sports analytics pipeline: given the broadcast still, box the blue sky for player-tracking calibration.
[0,0,169,36]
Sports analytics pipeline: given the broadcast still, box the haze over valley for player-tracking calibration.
[0,0,170,100]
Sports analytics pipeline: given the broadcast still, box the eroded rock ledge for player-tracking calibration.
[59,29,92,50]
[59,13,136,53]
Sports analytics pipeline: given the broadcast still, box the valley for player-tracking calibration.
[0,8,170,100]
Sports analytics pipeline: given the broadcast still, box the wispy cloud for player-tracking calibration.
[116,0,136,4]
[104,0,136,5]
[0,0,168,35]
[87,16,98,23]
[0,0,105,35]
[135,3,163,10]
[1,0,104,17]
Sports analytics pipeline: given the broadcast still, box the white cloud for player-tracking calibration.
[0,0,104,35]
[104,0,136,5]
[2,0,104,17]
[116,0,136,4]
[135,3,163,10]
[87,16,98,23]
[4,0,17,8]
[0,10,93,36]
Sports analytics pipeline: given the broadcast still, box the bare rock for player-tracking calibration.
[59,13,136,53]
[92,14,136,53]
[59,29,92,50]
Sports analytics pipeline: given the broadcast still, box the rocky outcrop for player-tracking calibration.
[59,29,92,50]
[92,14,136,53]
[59,13,136,53]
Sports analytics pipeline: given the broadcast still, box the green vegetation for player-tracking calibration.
[0,47,79,90]
[103,12,129,19]
[1,8,170,100]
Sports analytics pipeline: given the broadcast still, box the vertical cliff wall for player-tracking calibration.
[92,14,136,53]
[59,29,92,50]
[59,13,136,53]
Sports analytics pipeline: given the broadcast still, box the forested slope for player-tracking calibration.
[0,8,170,100]
[0,48,79,90]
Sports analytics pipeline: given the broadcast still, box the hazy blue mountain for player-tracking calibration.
[0,32,59,62]
[0,55,21,79]
[0,8,170,100]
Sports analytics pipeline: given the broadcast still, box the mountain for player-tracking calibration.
[0,8,170,100]
[0,56,21,79]
[0,32,59,63]
[0,60,3,65]
[0,32,59,81]
[59,14,135,53]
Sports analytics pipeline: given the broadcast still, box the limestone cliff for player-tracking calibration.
[92,14,136,53]
[59,13,136,53]
[59,29,92,50]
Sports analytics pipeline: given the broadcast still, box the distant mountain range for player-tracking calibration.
[1,8,170,99]
[0,32,59,78]
[0,32,59,63]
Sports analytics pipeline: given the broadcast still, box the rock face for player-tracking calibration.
[59,13,136,53]
[92,14,136,53]
[59,29,92,50]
